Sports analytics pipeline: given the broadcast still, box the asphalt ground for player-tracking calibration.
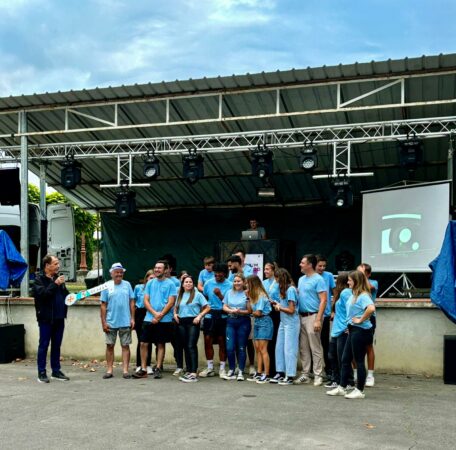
[0,359,455,449]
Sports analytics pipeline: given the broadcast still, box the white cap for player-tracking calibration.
[109,262,126,273]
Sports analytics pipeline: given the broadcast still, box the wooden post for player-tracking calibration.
[79,233,88,271]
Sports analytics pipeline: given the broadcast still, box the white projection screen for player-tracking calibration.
[362,181,450,272]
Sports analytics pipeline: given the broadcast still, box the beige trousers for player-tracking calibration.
[299,315,324,376]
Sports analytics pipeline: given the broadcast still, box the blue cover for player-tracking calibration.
[0,230,28,289]
[429,221,456,323]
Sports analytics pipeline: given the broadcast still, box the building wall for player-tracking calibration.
[2,298,456,376]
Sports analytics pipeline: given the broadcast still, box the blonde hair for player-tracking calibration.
[142,269,154,291]
[232,273,245,291]
[348,270,372,302]
[246,275,269,304]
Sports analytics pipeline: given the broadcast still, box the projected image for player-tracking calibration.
[362,182,449,273]
[381,213,421,254]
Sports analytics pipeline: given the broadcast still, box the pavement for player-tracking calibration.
[0,359,455,449]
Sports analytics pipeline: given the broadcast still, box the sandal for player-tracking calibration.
[103,373,113,379]
[122,373,132,379]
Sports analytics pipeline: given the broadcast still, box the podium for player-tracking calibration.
[218,239,296,275]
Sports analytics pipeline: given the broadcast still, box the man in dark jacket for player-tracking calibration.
[32,254,70,383]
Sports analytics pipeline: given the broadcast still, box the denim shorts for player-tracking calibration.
[253,315,273,340]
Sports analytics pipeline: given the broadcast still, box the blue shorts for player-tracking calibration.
[253,315,273,340]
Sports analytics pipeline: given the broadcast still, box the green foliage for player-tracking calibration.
[28,184,98,270]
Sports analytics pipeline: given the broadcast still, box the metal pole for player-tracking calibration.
[39,163,48,259]
[19,111,29,297]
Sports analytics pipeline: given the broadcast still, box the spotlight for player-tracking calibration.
[182,149,204,184]
[330,178,353,208]
[60,153,81,189]
[257,186,275,198]
[399,134,423,169]
[143,151,160,179]
[299,143,318,171]
[251,144,273,179]
[115,187,136,218]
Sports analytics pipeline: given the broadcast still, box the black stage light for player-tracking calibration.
[143,152,160,179]
[60,153,82,189]
[182,149,204,184]
[251,145,273,179]
[399,135,423,169]
[115,188,136,218]
[299,144,318,171]
[330,179,353,208]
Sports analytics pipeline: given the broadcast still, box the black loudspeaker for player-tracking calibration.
[0,168,20,205]
[0,324,25,363]
[443,335,456,385]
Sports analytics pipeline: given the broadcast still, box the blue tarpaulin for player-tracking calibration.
[429,221,456,324]
[0,229,28,289]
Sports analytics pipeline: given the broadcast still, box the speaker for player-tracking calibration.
[0,324,25,363]
[444,335,456,385]
[0,168,20,205]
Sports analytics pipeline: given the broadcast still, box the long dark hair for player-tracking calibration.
[276,268,294,299]
[332,273,349,313]
[177,275,196,305]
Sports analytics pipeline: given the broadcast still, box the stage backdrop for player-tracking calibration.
[101,205,362,285]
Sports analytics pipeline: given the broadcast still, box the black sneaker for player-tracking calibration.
[51,371,70,381]
[324,381,338,389]
[278,376,294,386]
[247,372,260,382]
[132,369,147,379]
[37,371,50,383]
[153,368,162,379]
[269,373,284,384]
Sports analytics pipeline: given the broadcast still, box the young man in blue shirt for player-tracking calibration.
[295,254,327,386]
[197,256,215,292]
[100,262,135,379]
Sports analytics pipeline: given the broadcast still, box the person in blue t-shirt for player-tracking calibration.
[295,254,327,386]
[234,250,254,277]
[222,273,251,380]
[197,256,215,292]
[327,270,375,400]
[246,275,273,384]
[358,263,378,387]
[227,254,243,281]
[174,275,211,383]
[133,260,177,380]
[316,255,336,380]
[133,269,154,374]
[100,262,135,379]
[270,268,300,385]
[199,263,233,378]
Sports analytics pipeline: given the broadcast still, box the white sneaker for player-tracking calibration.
[293,374,310,385]
[237,371,244,381]
[146,366,153,375]
[326,385,347,396]
[173,368,183,377]
[345,388,365,399]
[249,366,256,375]
[135,366,141,373]
[219,368,227,379]
[365,375,375,387]
[313,376,323,386]
[198,367,215,378]
[223,369,236,380]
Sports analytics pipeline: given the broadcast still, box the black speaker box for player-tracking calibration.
[0,168,21,205]
[0,324,25,363]
[444,335,456,385]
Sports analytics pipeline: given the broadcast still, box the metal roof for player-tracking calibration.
[0,53,455,210]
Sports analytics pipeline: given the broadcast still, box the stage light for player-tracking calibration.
[299,144,318,171]
[143,151,160,179]
[399,134,423,169]
[115,187,136,218]
[251,145,273,179]
[182,148,204,184]
[330,179,353,208]
[257,186,275,198]
[60,153,82,189]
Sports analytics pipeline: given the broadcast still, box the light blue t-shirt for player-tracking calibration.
[100,280,134,328]
[176,291,208,318]
[198,269,214,285]
[320,271,336,317]
[331,288,352,338]
[144,278,178,323]
[279,286,299,324]
[133,284,145,308]
[170,276,181,289]
[347,292,374,330]
[297,274,327,313]
[251,295,272,316]
[203,278,232,318]
[242,264,254,277]
[370,279,379,301]
[223,289,248,310]
[263,278,280,302]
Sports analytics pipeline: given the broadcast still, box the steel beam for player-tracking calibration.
[19,111,29,296]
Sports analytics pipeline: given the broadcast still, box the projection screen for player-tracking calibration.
[361,181,450,273]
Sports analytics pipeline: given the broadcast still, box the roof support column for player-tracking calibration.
[19,111,29,297]
[39,162,48,258]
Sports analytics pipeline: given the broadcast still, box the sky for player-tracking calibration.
[0,0,455,97]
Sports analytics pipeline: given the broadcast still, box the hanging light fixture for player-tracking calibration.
[251,144,273,179]
[182,148,204,184]
[143,149,160,179]
[60,151,82,189]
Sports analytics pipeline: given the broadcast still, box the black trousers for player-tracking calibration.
[176,317,200,373]
[340,326,373,391]
[267,309,281,375]
[321,316,331,375]
[134,308,152,367]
